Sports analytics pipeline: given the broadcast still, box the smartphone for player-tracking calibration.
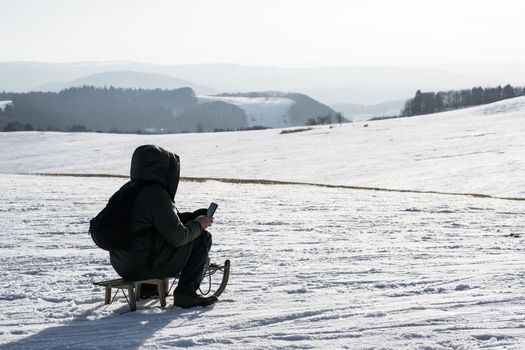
[207,202,218,217]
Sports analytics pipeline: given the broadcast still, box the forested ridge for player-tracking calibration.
[0,86,247,133]
[402,84,525,117]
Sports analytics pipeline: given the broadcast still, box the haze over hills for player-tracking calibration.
[2,61,521,105]
[34,71,218,95]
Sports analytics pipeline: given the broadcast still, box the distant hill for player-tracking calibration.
[33,71,218,95]
[400,84,525,117]
[0,87,246,133]
[209,92,344,127]
[0,87,340,132]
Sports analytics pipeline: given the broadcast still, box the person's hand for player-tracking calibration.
[194,215,213,230]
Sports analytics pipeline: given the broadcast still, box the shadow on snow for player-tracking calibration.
[0,301,214,349]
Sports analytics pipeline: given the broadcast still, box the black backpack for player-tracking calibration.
[89,181,154,251]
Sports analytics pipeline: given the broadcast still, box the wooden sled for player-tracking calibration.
[93,278,168,312]
[93,259,230,311]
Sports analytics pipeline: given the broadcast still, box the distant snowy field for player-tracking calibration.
[0,174,524,349]
[1,96,524,197]
[0,100,12,111]
[0,97,524,349]
[198,95,295,127]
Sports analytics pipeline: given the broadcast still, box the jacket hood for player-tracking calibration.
[130,145,180,201]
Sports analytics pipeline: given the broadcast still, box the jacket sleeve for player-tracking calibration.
[178,208,207,223]
[178,212,194,224]
[146,186,202,247]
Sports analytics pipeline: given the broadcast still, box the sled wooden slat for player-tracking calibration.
[93,278,169,311]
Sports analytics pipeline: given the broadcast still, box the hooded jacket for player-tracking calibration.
[110,145,203,280]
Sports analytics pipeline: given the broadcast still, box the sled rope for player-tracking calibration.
[199,268,213,296]
[198,260,221,296]
[166,263,220,296]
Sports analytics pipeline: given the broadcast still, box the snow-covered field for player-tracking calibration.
[0,96,524,198]
[198,95,295,128]
[0,96,524,349]
[0,174,524,349]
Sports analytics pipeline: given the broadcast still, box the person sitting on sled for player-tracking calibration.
[110,144,217,308]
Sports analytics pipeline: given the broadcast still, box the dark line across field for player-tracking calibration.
[14,172,525,202]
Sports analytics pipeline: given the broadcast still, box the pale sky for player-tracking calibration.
[1,0,524,67]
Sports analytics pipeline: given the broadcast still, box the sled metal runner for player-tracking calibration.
[93,259,230,311]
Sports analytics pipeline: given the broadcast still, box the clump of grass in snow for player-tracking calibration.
[280,127,313,134]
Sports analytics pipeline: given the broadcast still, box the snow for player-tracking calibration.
[0,100,12,111]
[198,95,295,127]
[0,174,524,349]
[0,96,524,198]
[0,96,524,349]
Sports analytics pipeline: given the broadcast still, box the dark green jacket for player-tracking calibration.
[110,145,202,280]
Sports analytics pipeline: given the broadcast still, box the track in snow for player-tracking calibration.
[19,173,525,202]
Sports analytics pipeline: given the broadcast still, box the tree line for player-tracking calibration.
[2,119,89,132]
[0,86,247,133]
[306,112,345,126]
[401,84,525,117]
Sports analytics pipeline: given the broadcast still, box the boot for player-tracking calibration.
[173,293,218,308]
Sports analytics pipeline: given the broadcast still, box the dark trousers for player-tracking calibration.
[174,231,212,295]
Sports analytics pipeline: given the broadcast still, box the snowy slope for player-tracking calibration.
[0,174,523,349]
[0,96,524,197]
[198,95,295,127]
[0,97,525,349]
